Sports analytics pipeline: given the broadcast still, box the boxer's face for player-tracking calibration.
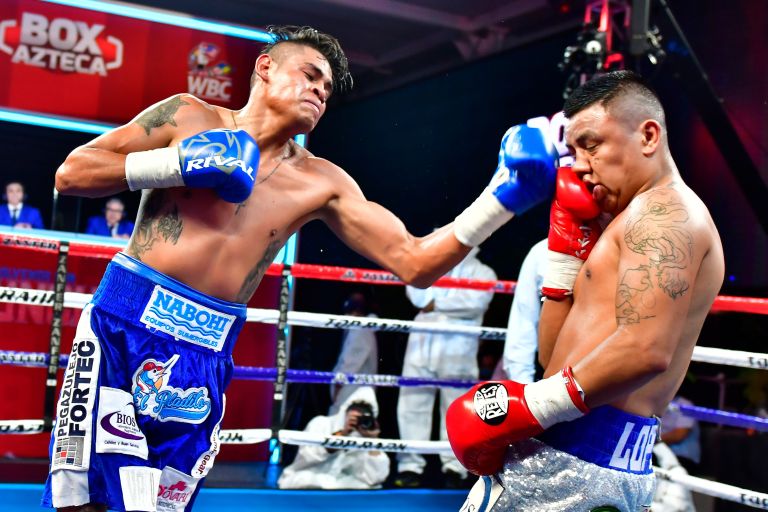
[267,44,333,133]
[566,104,646,216]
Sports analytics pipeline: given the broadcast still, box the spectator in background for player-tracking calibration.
[659,396,701,474]
[493,238,548,382]
[652,441,696,512]
[85,197,134,238]
[394,246,496,489]
[329,292,379,415]
[277,386,390,489]
[0,181,44,229]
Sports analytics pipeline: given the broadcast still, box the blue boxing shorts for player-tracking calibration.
[42,252,246,511]
[460,406,659,512]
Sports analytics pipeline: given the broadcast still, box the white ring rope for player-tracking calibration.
[654,467,768,510]
[1,286,766,368]
[2,418,764,509]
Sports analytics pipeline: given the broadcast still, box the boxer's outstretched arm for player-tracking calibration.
[321,176,471,287]
[55,95,207,198]
[572,188,708,407]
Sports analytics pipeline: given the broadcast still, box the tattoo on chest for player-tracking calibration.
[616,191,693,325]
[127,191,183,260]
[136,96,189,136]
[236,238,283,303]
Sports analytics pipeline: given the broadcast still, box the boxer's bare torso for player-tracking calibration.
[55,45,472,304]
[547,180,724,417]
[124,97,350,302]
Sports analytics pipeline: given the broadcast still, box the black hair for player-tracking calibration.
[342,292,368,315]
[258,24,352,93]
[563,70,666,128]
[347,400,374,416]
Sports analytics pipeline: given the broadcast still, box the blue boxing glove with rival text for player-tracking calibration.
[125,128,259,203]
[454,125,557,247]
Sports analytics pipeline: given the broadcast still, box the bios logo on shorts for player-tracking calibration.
[0,12,123,76]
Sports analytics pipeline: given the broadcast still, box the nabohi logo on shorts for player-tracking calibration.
[473,383,508,425]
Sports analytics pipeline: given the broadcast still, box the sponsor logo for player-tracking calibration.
[157,467,199,511]
[748,356,768,369]
[527,112,572,165]
[184,155,254,179]
[191,422,220,477]
[132,354,212,424]
[0,266,73,283]
[187,42,232,101]
[0,12,123,76]
[53,338,99,469]
[323,316,412,333]
[100,410,143,441]
[0,286,55,307]
[157,480,194,508]
[1,236,58,250]
[741,494,768,507]
[140,285,235,352]
[321,437,409,452]
[218,431,243,443]
[473,383,508,426]
[608,422,657,472]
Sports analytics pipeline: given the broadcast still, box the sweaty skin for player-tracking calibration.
[55,45,471,303]
[540,102,724,418]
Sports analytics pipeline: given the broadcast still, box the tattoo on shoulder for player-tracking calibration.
[136,96,189,136]
[127,191,183,260]
[616,190,693,325]
[235,239,283,303]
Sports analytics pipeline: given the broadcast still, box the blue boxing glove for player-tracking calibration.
[125,128,259,203]
[454,125,557,247]
[178,129,259,202]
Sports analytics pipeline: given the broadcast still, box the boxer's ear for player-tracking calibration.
[639,119,661,156]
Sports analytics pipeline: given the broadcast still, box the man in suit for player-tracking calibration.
[0,181,44,229]
[85,197,135,238]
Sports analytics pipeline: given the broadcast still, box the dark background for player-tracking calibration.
[1,0,766,505]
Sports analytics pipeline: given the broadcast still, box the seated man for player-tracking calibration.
[0,181,44,229]
[85,197,135,238]
[277,387,390,489]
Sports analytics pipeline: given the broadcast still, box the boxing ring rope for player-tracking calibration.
[2,234,768,509]
[3,349,767,430]
[3,287,767,364]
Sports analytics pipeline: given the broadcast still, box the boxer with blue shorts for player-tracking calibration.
[460,406,658,511]
[42,253,246,511]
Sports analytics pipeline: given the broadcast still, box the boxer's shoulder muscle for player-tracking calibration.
[134,94,220,140]
[615,184,704,325]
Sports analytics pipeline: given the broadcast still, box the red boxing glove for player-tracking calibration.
[446,367,589,476]
[542,167,601,301]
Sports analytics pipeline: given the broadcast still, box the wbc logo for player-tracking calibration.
[187,42,232,102]
[0,12,123,76]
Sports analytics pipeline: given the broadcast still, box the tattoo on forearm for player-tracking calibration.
[136,96,189,136]
[616,190,693,325]
[236,239,283,303]
[127,191,183,260]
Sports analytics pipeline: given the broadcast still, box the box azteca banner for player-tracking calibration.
[0,0,266,124]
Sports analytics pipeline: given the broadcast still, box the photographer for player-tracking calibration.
[278,387,390,489]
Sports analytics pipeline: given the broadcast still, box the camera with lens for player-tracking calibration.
[349,401,376,430]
